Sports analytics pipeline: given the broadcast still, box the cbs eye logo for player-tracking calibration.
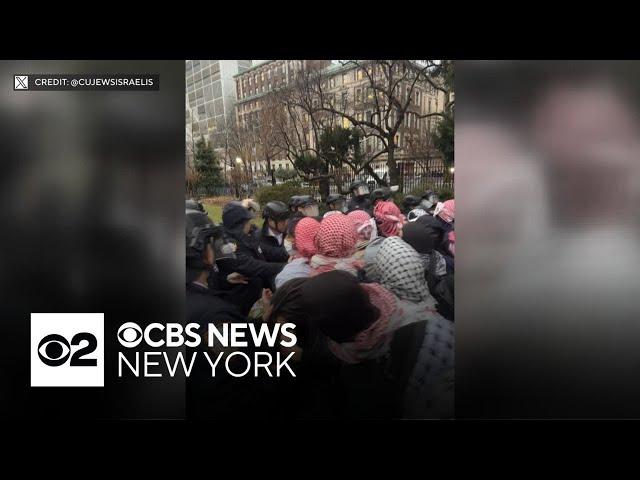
[37,333,98,367]
[31,313,104,387]
[117,322,143,348]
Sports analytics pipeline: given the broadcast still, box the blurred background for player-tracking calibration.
[456,61,640,417]
[5,59,640,419]
[0,61,185,419]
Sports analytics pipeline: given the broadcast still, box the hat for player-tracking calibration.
[294,217,321,258]
[301,270,379,343]
[222,201,254,230]
[373,200,405,237]
[316,212,359,258]
[402,216,445,254]
[374,237,433,303]
[434,199,455,224]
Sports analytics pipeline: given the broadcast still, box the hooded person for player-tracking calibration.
[346,209,377,256]
[300,270,454,418]
[371,237,437,308]
[274,217,320,289]
[309,213,363,276]
[433,199,455,230]
[402,218,454,321]
[219,201,285,299]
[373,199,406,238]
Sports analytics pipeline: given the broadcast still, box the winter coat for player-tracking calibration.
[254,221,290,263]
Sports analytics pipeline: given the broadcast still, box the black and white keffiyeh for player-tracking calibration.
[374,237,435,304]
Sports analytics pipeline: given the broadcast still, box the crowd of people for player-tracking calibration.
[185,180,455,419]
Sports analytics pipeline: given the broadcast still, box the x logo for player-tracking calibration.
[14,75,28,90]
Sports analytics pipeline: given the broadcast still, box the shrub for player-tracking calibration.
[255,181,312,206]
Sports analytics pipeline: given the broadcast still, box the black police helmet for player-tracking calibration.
[185,199,206,213]
[326,194,344,206]
[349,179,367,191]
[402,195,422,212]
[263,201,290,221]
[294,195,317,208]
[370,187,392,201]
[186,210,219,259]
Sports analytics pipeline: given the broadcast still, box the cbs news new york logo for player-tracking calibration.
[30,313,104,387]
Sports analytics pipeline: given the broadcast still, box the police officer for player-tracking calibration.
[324,194,347,217]
[370,187,392,208]
[290,195,320,219]
[347,180,372,213]
[186,208,245,326]
[288,195,301,214]
[185,198,206,213]
[401,195,422,215]
[185,208,276,418]
[255,201,290,263]
[219,201,285,296]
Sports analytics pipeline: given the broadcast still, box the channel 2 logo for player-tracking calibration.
[31,313,104,387]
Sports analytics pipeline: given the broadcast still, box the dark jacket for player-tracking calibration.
[185,282,279,419]
[300,318,453,419]
[205,267,263,317]
[218,226,285,291]
[254,221,289,263]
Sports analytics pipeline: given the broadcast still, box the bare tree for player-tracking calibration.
[255,93,284,185]
[307,60,451,190]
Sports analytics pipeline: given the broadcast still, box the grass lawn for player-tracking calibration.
[204,203,262,227]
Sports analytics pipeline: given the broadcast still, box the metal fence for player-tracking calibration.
[320,157,453,196]
[189,157,453,200]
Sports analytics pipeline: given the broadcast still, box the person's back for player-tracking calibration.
[185,282,279,419]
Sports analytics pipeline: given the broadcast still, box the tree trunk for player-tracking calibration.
[386,143,402,192]
[267,158,276,185]
[319,161,330,200]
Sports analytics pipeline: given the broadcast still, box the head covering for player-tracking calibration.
[434,199,455,224]
[301,271,383,343]
[407,208,428,222]
[294,217,320,259]
[222,201,254,230]
[322,210,343,218]
[269,277,313,345]
[347,209,377,246]
[315,212,358,258]
[373,200,405,237]
[327,282,399,364]
[447,230,456,256]
[374,237,434,304]
[402,216,445,254]
[301,271,399,364]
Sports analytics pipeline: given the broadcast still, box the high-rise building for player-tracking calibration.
[185,60,252,150]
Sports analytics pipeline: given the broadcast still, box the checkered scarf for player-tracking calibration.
[315,212,358,258]
[373,200,405,237]
[374,237,435,304]
[309,253,363,276]
[294,217,320,259]
[327,282,398,364]
[434,199,455,224]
